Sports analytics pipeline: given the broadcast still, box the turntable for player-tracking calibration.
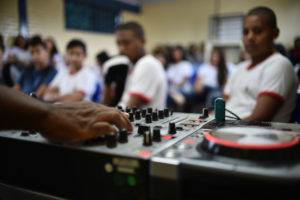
[151,124,300,199]
[201,127,300,161]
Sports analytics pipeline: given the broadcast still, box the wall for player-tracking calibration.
[122,0,300,51]
[0,0,19,46]
[1,0,300,65]
[1,0,119,66]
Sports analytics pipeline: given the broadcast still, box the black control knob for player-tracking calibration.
[168,122,176,135]
[129,112,134,122]
[145,113,152,123]
[147,107,153,114]
[153,128,161,142]
[202,108,209,118]
[143,131,152,146]
[21,132,30,137]
[132,107,137,113]
[125,107,131,113]
[152,112,158,121]
[135,110,141,120]
[29,130,37,135]
[164,108,169,117]
[138,125,150,135]
[158,110,164,119]
[170,109,174,116]
[142,109,147,118]
[106,133,117,148]
[119,129,128,143]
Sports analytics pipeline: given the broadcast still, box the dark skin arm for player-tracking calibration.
[102,85,114,106]
[127,96,146,108]
[0,85,133,143]
[244,95,282,122]
[35,85,48,99]
[194,76,204,93]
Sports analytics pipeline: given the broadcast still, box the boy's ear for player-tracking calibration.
[273,28,279,40]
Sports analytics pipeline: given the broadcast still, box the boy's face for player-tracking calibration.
[29,45,48,69]
[243,15,278,60]
[116,30,145,63]
[172,49,183,63]
[66,46,85,68]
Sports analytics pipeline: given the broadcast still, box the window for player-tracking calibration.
[64,0,139,34]
[209,14,244,41]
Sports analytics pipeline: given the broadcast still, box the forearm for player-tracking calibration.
[0,85,49,131]
[43,88,61,102]
[102,85,113,106]
[127,96,145,108]
[243,95,281,122]
[36,85,48,99]
[194,77,204,93]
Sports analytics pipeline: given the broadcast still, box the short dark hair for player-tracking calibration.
[96,51,110,64]
[247,6,277,29]
[116,21,145,39]
[29,35,46,49]
[66,39,86,55]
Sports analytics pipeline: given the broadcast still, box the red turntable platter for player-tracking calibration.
[201,127,300,161]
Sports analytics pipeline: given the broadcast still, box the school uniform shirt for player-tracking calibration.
[197,63,235,88]
[7,46,31,64]
[167,61,193,92]
[224,52,298,122]
[49,66,96,101]
[119,54,167,110]
[17,65,57,94]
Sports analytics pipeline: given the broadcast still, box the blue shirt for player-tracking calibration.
[17,65,57,94]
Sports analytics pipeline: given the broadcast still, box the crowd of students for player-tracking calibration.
[1,6,300,125]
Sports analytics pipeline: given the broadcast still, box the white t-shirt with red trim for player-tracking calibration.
[197,63,235,88]
[49,66,96,101]
[119,54,167,109]
[167,61,193,92]
[224,52,298,122]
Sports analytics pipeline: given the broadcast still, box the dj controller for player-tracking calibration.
[0,107,300,199]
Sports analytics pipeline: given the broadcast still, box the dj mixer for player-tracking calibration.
[0,107,300,200]
[0,107,212,200]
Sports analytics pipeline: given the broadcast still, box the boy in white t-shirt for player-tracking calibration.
[43,39,96,102]
[224,6,298,122]
[116,22,167,109]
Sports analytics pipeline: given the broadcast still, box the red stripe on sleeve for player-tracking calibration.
[258,91,284,103]
[129,92,151,103]
[223,93,229,100]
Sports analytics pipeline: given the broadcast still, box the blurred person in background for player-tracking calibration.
[186,43,203,65]
[289,37,300,66]
[117,21,167,109]
[13,35,57,99]
[43,39,97,102]
[167,45,194,110]
[102,53,129,106]
[2,35,31,86]
[194,48,235,109]
[45,37,65,71]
